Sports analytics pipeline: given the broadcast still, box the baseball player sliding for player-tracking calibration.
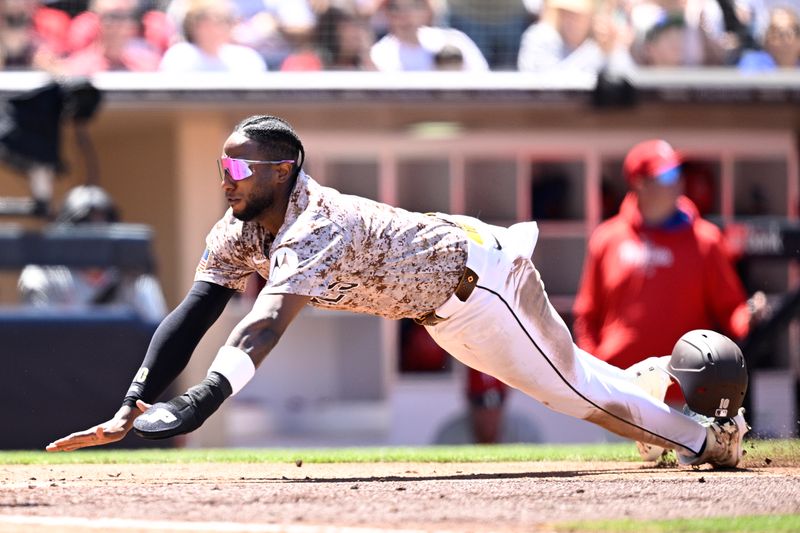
[47,115,749,468]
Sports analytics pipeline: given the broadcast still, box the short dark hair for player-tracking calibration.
[434,44,464,68]
[234,115,305,178]
[645,14,686,43]
[316,7,357,66]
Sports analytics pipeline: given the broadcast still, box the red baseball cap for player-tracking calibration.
[623,139,682,186]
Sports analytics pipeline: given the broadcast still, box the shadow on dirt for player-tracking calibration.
[270,466,744,484]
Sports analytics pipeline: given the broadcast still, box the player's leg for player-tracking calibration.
[625,356,673,460]
[428,255,708,458]
[558,347,674,460]
[429,217,747,466]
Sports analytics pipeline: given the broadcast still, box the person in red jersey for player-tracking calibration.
[573,139,765,460]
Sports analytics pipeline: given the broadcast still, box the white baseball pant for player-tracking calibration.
[427,215,706,456]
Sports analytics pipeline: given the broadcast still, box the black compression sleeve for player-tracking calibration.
[122,281,236,407]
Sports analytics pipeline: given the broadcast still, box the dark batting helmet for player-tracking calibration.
[666,329,748,418]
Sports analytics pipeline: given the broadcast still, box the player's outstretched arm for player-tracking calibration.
[133,292,310,440]
[45,281,235,452]
[46,402,150,452]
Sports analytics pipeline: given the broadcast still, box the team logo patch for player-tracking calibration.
[619,240,674,270]
[196,248,211,272]
[312,281,359,305]
[715,398,730,417]
[138,408,177,424]
[134,368,149,383]
[269,247,299,284]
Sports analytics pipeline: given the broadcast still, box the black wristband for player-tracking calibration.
[122,396,140,408]
[122,379,146,407]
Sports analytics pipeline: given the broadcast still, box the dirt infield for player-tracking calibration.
[1,457,799,532]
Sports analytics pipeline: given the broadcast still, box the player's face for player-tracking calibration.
[635,176,683,224]
[219,132,281,223]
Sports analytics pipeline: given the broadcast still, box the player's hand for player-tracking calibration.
[45,401,151,452]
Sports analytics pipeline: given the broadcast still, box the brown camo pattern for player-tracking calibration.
[195,172,468,319]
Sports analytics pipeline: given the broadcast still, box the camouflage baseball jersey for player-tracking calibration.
[195,171,468,320]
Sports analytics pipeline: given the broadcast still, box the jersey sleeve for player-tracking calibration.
[193,218,256,292]
[262,218,348,298]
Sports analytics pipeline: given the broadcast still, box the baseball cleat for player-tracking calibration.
[133,396,201,440]
[625,356,673,461]
[679,407,750,468]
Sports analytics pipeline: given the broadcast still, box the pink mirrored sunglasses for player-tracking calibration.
[217,157,296,181]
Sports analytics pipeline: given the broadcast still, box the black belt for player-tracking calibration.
[414,266,479,327]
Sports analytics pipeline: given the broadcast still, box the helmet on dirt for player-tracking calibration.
[666,329,748,418]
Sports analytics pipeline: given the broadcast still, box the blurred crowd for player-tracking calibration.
[0,0,798,75]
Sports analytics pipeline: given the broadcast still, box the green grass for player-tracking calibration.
[0,443,639,465]
[555,514,800,533]
[0,439,796,465]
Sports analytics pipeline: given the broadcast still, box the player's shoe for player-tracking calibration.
[678,407,750,468]
[625,356,672,461]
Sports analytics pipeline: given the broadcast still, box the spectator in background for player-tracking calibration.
[517,0,634,74]
[640,13,688,65]
[222,0,317,70]
[160,0,266,72]
[400,314,508,444]
[433,42,463,68]
[445,0,531,69]
[67,0,175,56]
[0,0,69,70]
[573,139,766,418]
[399,319,449,372]
[281,3,375,70]
[738,6,800,70]
[466,367,508,444]
[370,0,489,71]
[18,185,168,324]
[60,0,162,74]
[47,1,90,18]
[628,0,756,66]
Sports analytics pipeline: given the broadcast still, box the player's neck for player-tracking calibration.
[640,205,679,227]
[256,193,291,235]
